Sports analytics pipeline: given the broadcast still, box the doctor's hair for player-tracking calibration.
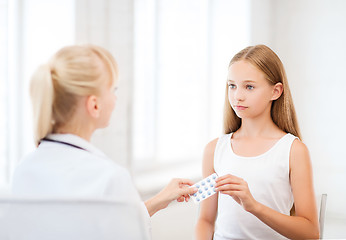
[223,44,301,139]
[30,45,118,146]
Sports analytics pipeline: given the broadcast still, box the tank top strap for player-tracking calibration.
[214,134,232,173]
[276,133,299,157]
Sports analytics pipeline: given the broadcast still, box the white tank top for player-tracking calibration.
[213,133,296,240]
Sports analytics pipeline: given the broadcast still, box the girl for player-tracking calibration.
[11,45,197,230]
[195,45,319,239]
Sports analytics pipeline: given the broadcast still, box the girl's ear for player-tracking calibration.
[86,95,100,118]
[271,82,283,101]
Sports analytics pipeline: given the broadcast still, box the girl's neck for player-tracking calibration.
[236,114,283,139]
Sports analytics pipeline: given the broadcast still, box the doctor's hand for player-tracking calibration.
[215,174,259,213]
[145,178,197,217]
[161,178,198,203]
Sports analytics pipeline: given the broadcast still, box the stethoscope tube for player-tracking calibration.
[40,138,87,151]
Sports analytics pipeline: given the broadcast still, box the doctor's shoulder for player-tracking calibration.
[12,149,40,176]
[82,155,137,198]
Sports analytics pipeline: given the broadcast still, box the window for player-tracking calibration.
[0,0,75,188]
[0,0,9,186]
[133,0,251,171]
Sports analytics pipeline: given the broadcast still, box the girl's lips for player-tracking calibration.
[234,105,248,111]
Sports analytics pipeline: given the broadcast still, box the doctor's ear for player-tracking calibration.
[271,83,283,101]
[86,95,100,118]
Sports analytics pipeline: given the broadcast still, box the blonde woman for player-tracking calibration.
[195,45,319,239]
[11,45,197,229]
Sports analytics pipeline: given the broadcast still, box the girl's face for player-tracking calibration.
[227,60,278,119]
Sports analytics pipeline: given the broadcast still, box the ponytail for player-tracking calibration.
[30,64,54,146]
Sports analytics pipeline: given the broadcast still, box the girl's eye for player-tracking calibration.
[246,85,254,90]
[228,83,236,89]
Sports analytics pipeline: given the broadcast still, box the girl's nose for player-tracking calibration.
[234,88,245,101]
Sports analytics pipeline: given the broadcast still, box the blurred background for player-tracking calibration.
[1,0,346,239]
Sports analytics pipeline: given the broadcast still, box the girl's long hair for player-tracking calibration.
[223,45,301,139]
[30,45,118,146]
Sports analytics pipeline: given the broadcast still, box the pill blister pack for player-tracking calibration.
[190,173,218,204]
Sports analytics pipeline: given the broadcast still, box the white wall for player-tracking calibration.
[6,0,75,177]
[75,0,134,169]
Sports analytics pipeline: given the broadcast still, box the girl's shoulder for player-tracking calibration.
[289,137,311,170]
[204,138,219,156]
[203,137,220,175]
[204,133,232,155]
[290,137,309,157]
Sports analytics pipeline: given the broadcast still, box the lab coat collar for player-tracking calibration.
[44,134,107,159]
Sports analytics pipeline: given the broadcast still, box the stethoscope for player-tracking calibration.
[40,138,87,151]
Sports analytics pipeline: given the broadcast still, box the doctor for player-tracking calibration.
[11,45,197,222]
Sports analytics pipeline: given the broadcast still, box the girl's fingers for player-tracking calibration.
[216,174,236,182]
[215,174,234,182]
[220,190,239,196]
[216,183,243,192]
[216,176,242,188]
[216,174,239,181]
[216,179,239,187]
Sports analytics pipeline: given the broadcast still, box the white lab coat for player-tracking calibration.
[11,133,151,232]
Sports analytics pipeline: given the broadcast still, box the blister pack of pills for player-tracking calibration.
[190,173,218,204]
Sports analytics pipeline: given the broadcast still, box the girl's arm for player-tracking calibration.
[195,139,219,240]
[216,139,320,239]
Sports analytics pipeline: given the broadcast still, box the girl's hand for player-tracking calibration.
[215,174,259,213]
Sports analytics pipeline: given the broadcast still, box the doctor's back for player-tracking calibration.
[11,134,139,201]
